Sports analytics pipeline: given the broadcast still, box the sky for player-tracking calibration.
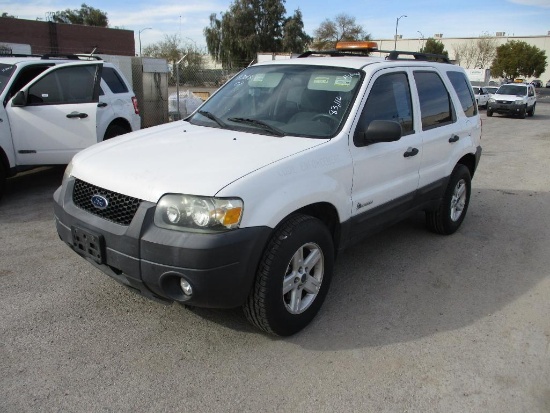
[2,0,550,53]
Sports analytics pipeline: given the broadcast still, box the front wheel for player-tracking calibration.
[487,108,493,117]
[528,103,535,117]
[244,214,334,336]
[426,164,471,235]
[519,106,526,119]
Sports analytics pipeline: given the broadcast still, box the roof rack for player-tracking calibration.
[40,53,102,61]
[380,49,451,64]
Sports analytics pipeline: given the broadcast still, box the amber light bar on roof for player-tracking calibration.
[335,41,379,51]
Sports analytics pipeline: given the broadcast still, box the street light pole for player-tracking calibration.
[138,27,152,56]
[394,15,407,50]
[417,30,424,51]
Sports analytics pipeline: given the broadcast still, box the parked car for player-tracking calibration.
[530,79,542,88]
[487,83,536,118]
[546,80,550,88]
[0,54,140,199]
[54,41,482,336]
[472,86,490,108]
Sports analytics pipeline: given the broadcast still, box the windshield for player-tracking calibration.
[188,64,363,138]
[486,87,498,94]
[0,63,16,95]
[497,85,527,96]
[472,87,480,94]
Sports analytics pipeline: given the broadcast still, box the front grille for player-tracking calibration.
[72,179,142,226]
[497,100,512,104]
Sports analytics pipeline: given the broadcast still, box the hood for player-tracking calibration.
[493,93,527,101]
[71,121,326,202]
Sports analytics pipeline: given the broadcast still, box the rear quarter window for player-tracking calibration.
[102,67,129,94]
[446,71,477,117]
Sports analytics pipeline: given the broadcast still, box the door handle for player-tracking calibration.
[66,112,88,119]
[403,147,419,158]
[449,135,459,143]
[97,102,108,108]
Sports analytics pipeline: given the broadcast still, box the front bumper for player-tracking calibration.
[53,179,272,308]
[488,102,525,115]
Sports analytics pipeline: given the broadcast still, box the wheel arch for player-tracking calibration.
[287,202,342,255]
[103,117,132,140]
[457,153,477,179]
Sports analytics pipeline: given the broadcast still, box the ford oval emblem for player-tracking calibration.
[91,194,109,210]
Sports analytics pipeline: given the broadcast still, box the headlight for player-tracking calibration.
[488,98,495,103]
[154,194,243,232]
[62,160,74,186]
[514,100,525,105]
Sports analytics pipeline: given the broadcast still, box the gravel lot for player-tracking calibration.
[1,102,549,412]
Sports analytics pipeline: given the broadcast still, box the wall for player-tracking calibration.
[0,17,135,56]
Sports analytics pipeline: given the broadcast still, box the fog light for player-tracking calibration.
[180,279,193,296]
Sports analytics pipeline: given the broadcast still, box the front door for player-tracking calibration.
[7,62,102,165]
[349,69,421,241]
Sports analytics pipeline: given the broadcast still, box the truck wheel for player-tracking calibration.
[104,124,129,140]
[426,164,471,235]
[528,104,535,117]
[244,214,334,336]
[519,107,526,119]
[487,109,493,117]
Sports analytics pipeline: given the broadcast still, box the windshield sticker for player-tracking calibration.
[313,76,330,84]
[253,73,266,82]
[334,77,351,87]
[329,96,343,116]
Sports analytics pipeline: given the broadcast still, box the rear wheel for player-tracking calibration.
[104,124,129,140]
[426,164,471,235]
[244,214,334,336]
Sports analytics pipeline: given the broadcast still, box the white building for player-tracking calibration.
[373,33,550,84]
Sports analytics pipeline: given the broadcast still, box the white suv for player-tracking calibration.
[487,83,536,118]
[0,54,140,199]
[54,42,482,335]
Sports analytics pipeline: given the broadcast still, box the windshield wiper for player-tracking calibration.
[227,117,285,137]
[197,110,227,128]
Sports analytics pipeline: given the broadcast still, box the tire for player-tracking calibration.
[519,107,526,119]
[487,109,493,117]
[243,214,334,336]
[528,104,535,117]
[104,124,129,140]
[426,164,471,235]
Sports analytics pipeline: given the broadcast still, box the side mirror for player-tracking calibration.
[11,90,27,107]
[354,120,403,147]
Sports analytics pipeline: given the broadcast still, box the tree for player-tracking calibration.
[204,0,302,68]
[142,34,204,86]
[2,12,16,18]
[51,3,108,27]
[311,13,368,50]
[281,9,312,54]
[491,40,547,79]
[453,34,498,68]
[420,38,449,57]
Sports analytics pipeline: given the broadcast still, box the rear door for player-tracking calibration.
[6,61,102,165]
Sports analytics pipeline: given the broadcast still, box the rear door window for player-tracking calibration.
[414,71,456,130]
